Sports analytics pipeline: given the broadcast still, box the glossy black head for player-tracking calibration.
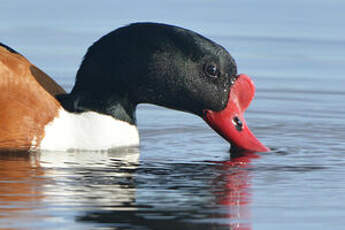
[65,23,238,124]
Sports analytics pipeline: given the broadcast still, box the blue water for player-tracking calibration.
[1,0,345,229]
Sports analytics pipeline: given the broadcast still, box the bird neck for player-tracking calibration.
[57,91,137,125]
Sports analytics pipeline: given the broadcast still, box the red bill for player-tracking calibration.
[203,74,270,153]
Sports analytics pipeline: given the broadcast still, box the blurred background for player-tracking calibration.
[1,1,345,229]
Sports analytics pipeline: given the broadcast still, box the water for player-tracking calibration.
[1,0,345,229]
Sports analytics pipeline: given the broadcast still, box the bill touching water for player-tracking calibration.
[203,74,270,154]
[1,0,345,229]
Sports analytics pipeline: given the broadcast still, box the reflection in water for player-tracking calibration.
[0,149,257,229]
[0,153,47,228]
[77,153,257,230]
[0,149,140,229]
[211,154,258,230]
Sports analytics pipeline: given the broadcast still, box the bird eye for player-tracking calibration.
[205,64,219,78]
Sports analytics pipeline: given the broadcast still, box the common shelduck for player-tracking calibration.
[0,23,269,153]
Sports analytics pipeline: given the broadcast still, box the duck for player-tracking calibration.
[0,22,270,153]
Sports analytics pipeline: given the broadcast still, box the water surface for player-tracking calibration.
[0,0,345,229]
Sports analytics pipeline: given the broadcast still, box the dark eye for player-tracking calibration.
[205,64,219,78]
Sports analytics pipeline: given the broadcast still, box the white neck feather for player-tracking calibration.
[38,109,139,152]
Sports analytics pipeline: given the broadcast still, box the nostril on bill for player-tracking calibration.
[232,116,243,131]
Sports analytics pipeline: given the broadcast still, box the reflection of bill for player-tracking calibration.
[212,153,260,230]
[0,149,258,229]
